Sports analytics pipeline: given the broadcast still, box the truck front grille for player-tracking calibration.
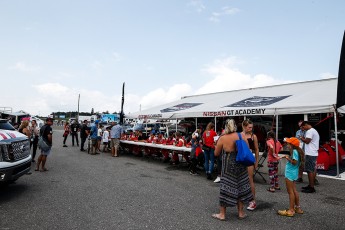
[10,139,31,161]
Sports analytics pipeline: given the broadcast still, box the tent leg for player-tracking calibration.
[276,115,279,140]
[214,117,217,132]
[334,111,340,178]
[195,117,198,130]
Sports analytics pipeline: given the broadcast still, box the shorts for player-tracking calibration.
[305,155,317,173]
[41,147,52,156]
[97,136,102,141]
[91,138,98,146]
[111,138,120,148]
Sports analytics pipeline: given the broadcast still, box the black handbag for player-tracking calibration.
[202,145,211,152]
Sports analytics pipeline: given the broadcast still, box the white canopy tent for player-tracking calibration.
[127,78,344,177]
[127,78,340,119]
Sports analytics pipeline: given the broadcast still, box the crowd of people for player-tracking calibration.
[17,116,320,220]
[210,119,319,220]
[113,119,320,219]
[60,120,123,157]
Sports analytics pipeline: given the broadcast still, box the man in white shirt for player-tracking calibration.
[300,121,320,193]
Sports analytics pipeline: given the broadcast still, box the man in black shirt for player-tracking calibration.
[70,121,81,147]
[35,117,53,172]
[80,120,90,151]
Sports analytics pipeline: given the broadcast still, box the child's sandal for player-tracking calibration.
[278,209,294,217]
[294,207,304,214]
[267,187,275,193]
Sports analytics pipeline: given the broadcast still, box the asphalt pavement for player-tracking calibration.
[1,126,345,230]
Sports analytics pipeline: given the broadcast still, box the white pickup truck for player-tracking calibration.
[0,119,31,184]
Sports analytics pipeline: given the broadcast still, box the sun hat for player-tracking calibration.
[284,137,300,147]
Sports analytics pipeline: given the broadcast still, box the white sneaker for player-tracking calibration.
[214,176,221,183]
[247,201,257,211]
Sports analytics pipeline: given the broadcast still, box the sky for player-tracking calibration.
[0,0,344,117]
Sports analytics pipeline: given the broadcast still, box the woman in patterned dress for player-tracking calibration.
[212,119,253,221]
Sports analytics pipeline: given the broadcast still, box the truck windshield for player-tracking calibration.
[0,121,16,130]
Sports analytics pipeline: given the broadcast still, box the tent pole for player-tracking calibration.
[276,115,279,140]
[176,119,178,133]
[214,117,217,132]
[195,117,198,130]
[334,111,340,178]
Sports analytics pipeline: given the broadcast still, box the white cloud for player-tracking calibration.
[139,84,193,110]
[196,57,285,94]
[92,60,104,69]
[9,62,41,72]
[15,57,291,117]
[188,0,206,13]
[320,72,336,79]
[209,6,240,22]
[112,52,122,62]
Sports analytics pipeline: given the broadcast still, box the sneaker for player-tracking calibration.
[302,187,316,193]
[296,178,303,183]
[214,176,221,183]
[206,173,213,180]
[163,157,171,163]
[63,145,68,147]
[247,201,257,211]
[190,171,199,176]
[302,185,312,190]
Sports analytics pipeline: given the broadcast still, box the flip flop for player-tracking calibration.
[274,187,281,190]
[237,214,248,220]
[34,168,39,171]
[211,214,225,221]
[277,209,294,217]
[267,187,275,193]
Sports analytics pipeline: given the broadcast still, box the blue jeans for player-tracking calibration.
[204,148,215,174]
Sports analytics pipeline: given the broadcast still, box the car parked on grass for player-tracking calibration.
[0,119,31,185]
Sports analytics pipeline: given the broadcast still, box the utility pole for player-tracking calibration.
[77,94,80,122]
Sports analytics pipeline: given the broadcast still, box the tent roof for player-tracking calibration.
[127,78,339,119]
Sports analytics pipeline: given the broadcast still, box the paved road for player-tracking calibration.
[1,126,345,230]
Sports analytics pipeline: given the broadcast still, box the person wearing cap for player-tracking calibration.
[35,118,53,172]
[110,121,123,157]
[90,120,99,155]
[300,121,320,193]
[278,137,305,217]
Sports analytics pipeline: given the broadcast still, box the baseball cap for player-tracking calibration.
[46,117,53,122]
[284,137,300,147]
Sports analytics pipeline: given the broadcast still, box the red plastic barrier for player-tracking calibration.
[316,148,330,170]
[195,147,202,157]
[329,140,345,162]
[322,144,336,166]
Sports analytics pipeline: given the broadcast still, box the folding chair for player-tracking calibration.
[254,150,267,183]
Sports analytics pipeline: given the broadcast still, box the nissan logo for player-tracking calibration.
[20,145,25,152]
